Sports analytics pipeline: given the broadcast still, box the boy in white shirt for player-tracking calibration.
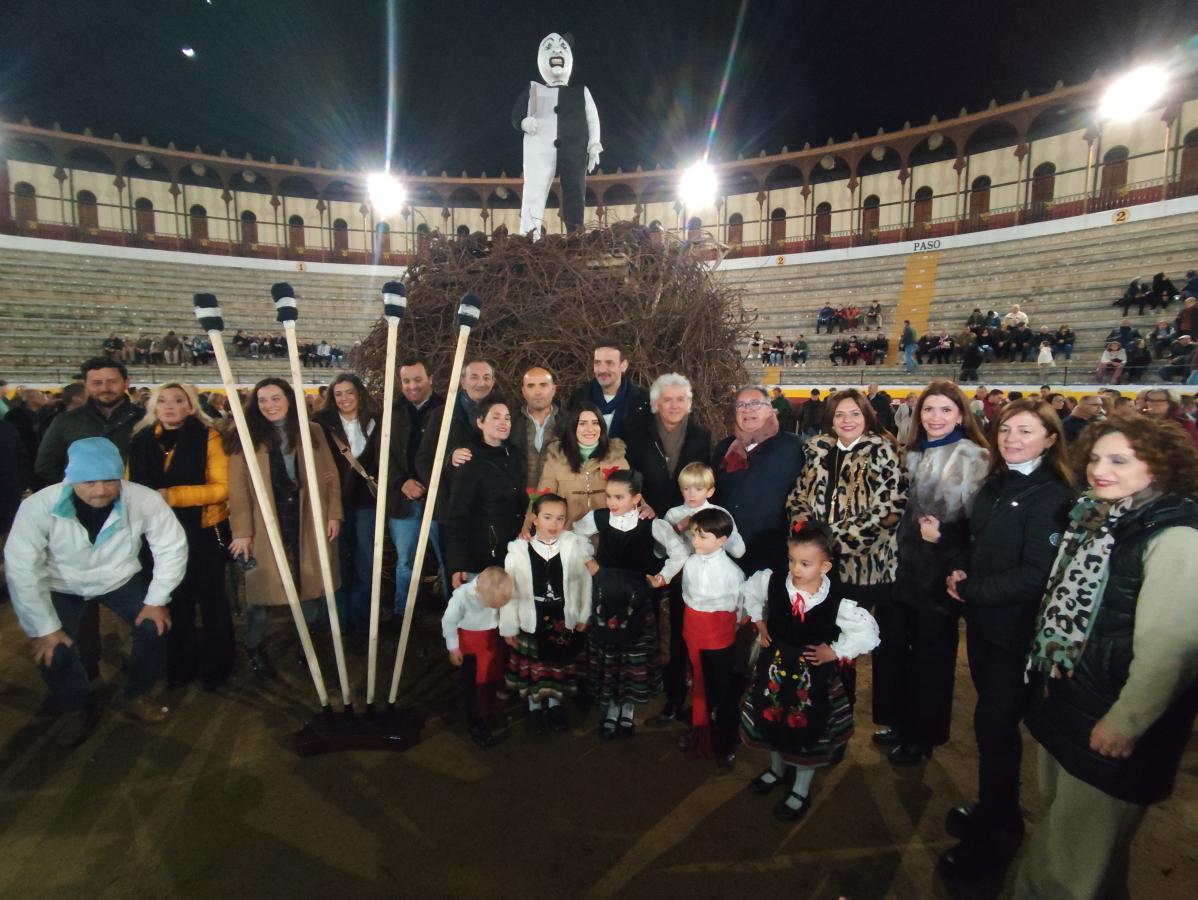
[678,507,746,768]
[441,566,514,748]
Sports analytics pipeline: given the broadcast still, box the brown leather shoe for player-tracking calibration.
[126,695,171,724]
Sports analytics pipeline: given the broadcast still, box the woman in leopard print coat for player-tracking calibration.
[786,389,907,722]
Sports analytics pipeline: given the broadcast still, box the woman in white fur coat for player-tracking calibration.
[501,492,593,735]
[876,381,990,765]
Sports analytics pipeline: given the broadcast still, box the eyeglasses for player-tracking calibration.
[735,399,769,411]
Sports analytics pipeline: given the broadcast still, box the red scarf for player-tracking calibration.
[720,410,779,473]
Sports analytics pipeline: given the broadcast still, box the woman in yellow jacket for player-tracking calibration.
[530,402,629,529]
[128,382,234,690]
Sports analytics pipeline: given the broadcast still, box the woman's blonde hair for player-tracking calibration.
[134,382,212,434]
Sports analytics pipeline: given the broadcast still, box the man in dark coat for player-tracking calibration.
[387,357,449,614]
[628,374,712,518]
[568,341,652,457]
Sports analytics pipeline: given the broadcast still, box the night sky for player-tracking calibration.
[2,0,1195,178]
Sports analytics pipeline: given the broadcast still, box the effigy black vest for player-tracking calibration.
[1025,494,1198,804]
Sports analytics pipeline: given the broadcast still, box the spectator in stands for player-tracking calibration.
[330,342,344,366]
[1062,394,1104,443]
[1095,342,1127,384]
[961,338,984,384]
[846,336,863,366]
[1149,320,1176,358]
[35,359,144,485]
[1182,269,1198,298]
[865,300,882,330]
[829,337,848,366]
[916,330,935,365]
[900,320,919,373]
[1036,342,1056,380]
[1159,334,1195,383]
[162,331,182,366]
[985,310,1002,330]
[1009,322,1034,362]
[1123,339,1152,384]
[103,334,124,362]
[132,335,150,365]
[1115,277,1149,316]
[797,389,824,442]
[816,305,836,334]
[712,385,805,575]
[1106,319,1141,350]
[748,331,763,357]
[5,437,186,746]
[975,327,996,362]
[956,326,977,362]
[929,329,954,365]
[1002,304,1028,329]
[1015,414,1198,900]
[128,383,234,690]
[1141,388,1198,448]
[231,330,249,358]
[869,332,889,365]
[1034,325,1054,353]
[1149,272,1178,311]
[225,378,341,677]
[313,374,381,635]
[966,308,986,332]
[843,305,861,331]
[1176,296,1198,340]
[248,334,261,359]
[1052,324,1075,362]
[315,340,332,368]
[790,335,809,367]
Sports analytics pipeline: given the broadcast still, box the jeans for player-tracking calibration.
[1187,370,1198,385]
[902,344,918,371]
[388,500,449,615]
[335,506,376,633]
[41,573,164,710]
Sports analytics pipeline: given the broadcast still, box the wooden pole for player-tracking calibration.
[388,293,482,704]
[272,283,353,708]
[193,293,329,707]
[367,282,406,706]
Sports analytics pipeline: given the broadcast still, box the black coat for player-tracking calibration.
[712,432,806,574]
[626,418,712,517]
[956,465,1074,650]
[444,441,528,574]
[417,394,485,522]
[314,410,381,512]
[385,393,444,519]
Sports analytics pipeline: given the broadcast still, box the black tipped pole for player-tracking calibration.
[269,282,354,711]
[366,281,407,708]
[388,292,484,704]
[193,292,331,709]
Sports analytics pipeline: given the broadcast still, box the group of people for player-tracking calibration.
[103,331,214,366]
[3,343,1198,900]
[814,301,884,334]
[1098,303,1198,385]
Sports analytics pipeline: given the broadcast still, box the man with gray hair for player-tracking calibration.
[629,373,712,518]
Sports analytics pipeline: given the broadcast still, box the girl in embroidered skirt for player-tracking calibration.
[502,493,593,736]
[740,523,880,821]
[574,470,687,739]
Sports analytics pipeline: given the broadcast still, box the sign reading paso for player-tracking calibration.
[912,239,942,251]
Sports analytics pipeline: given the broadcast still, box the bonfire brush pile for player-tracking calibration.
[351,223,753,439]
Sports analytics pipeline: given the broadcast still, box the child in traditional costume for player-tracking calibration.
[501,492,593,735]
[441,567,514,749]
[678,507,745,767]
[574,470,687,738]
[740,523,880,820]
[664,462,746,558]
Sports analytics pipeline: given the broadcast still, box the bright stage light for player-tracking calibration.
[368,172,405,216]
[181,46,196,59]
[1098,65,1168,122]
[679,161,718,210]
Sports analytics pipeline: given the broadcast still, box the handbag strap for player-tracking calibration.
[329,430,379,494]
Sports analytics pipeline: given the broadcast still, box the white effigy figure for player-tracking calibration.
[513,32,602,237]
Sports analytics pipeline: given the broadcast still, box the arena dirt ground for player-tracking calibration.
[1,595,1195,900]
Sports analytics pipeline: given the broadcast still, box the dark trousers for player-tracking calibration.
[966,626,1030,823]
[839,581,891,716]
[699,646,739,757]
[662,577,687,706]
[558,151,587,231]
[881,592,959,747]
[41,573,164,710]
[168,528,234,687]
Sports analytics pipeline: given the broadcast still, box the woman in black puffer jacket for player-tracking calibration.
[938,399,1074,879]
[446,399,527,588]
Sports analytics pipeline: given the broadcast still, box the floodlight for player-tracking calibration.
[368,172,406,216]
[181,46,196,58]
[679,160,718,210]
[1098,65,1167,122]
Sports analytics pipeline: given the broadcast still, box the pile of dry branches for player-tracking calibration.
[351,222,752,438]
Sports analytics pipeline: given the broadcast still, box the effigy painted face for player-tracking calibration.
[537,32,572,85]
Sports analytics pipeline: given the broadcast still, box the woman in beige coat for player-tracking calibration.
[226,378,342,678]
[530,402,628,528]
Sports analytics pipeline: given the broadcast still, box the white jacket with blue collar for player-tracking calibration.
[4,480,188,638]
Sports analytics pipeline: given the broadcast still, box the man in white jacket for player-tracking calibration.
[5,437,187,746]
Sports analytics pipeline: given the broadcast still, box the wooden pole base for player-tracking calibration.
[292,703,425,756]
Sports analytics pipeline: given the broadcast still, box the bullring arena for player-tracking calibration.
[1,5,1197,900]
